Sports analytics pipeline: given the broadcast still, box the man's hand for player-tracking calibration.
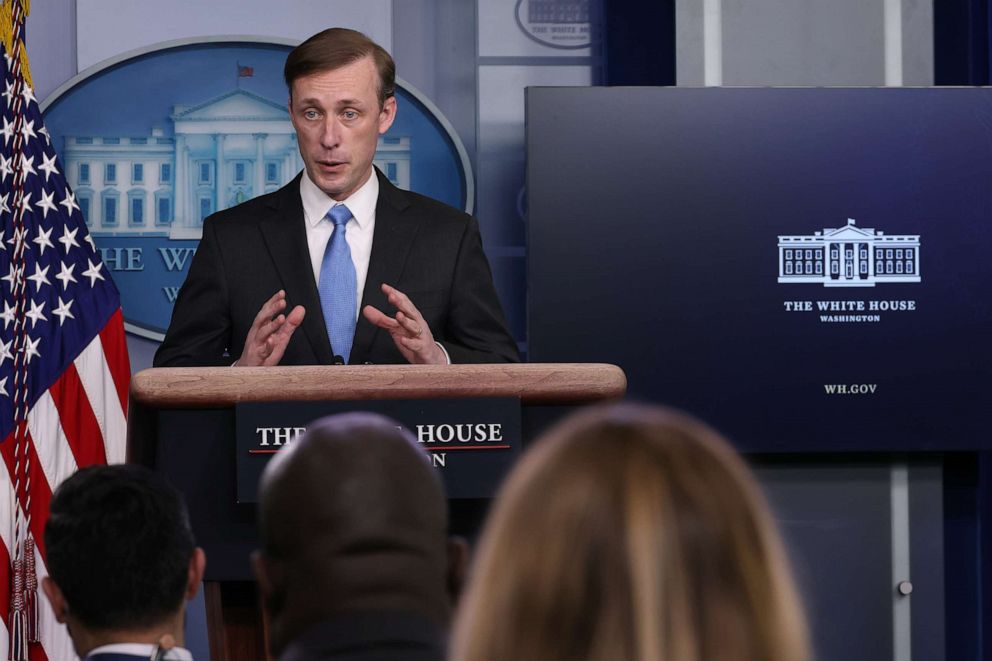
[362,283,446,364]
[237,290,305,366]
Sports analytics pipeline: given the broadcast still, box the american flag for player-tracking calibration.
[0,3,130,660]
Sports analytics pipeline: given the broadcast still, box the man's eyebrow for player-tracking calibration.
[294,96,368,108]
[333,97,368,108]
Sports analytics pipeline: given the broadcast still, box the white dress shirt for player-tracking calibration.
[300,168,378,319]
[86,642,193,660]
[298,169,450,363]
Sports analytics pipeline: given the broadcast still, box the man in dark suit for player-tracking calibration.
[154,28,518,367]
[254,412,466,661]
[42,465,206,661]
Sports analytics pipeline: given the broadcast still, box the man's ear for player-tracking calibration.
[377,95,397,135]
[446,535,470,605]
[41,576,69,624]
[185,548,207,601]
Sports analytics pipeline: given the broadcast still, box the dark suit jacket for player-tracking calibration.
[279,610,444,661]
[154,170,518,366]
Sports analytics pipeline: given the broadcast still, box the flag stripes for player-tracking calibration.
[0,2,132,657]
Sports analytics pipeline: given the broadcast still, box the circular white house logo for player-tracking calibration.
[41,37,473,341]
[514,0,594,49]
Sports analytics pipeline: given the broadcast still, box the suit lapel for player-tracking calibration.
[352,172,420,361]
[258,176,335,364]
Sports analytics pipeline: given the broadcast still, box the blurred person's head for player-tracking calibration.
[43,464,205,657]
[254,412,463,657]
[450,403,809,661]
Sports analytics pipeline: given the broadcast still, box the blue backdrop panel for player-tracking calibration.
[526,87,991,452]
[42,41,468,340]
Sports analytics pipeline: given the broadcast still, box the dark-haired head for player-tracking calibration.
[43,464,204,653]
[254,412,459,657]
[284,27,396,107]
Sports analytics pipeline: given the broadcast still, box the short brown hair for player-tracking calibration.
[284,27,396,107]
[450,404,809,661]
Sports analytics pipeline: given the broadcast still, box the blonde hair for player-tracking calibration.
[449,404,809,661]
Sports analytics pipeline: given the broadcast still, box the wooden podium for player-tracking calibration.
[127,363,626,661]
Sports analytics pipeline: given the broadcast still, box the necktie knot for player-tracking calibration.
[328,204,352,227]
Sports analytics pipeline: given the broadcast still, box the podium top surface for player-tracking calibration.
[130,363,627,408]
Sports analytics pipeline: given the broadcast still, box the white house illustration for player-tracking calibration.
[777,218,920,287]
[62,89,411,239]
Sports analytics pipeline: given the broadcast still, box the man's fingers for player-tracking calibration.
[395,310,423,337]
[285,305,306,327]
[381,283,423,323]
[239,295,302,366]
[365,305,422,339]
[255,313,286,344]
[252,290,287,327]
[364,301,444,365]
[363,305,401,331]
[268,305,305,341]
[247,291,288,346]
[262,306,306,365]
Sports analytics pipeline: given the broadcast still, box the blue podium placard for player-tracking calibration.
[235,398,521,501]
[527,87,992,452]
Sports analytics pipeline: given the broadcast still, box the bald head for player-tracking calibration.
[256,412,450,654]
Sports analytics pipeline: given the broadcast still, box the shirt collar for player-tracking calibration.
[299,168,378,231]
[86,642,193,661]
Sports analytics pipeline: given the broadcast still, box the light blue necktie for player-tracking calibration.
[318,204,357,363]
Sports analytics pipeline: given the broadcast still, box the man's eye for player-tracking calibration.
[303,110,320,120]
[342,110,358,120]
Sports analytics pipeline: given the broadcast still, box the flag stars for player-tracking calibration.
[36,190,57,218]
[3,80,14,106]
[23,335,41,365]
[0,116,14,145]
[19,118,35,141]
[59,189,80,215]
[38,153,58,181]
[27,263,51,291]
[25,299,46,328]
[84,234,96,253]
[58,226,79,252]
[56,262,77,289]
[1,265,20,292]
[0,154,12,181]
[82,259,105,286]
[8,226,25,251]
[20,154,36,178]
[18,191,32,214]
[0,192,10,215]
[33,225,54,255]
[0,300,13,328]
[0,376,7,398]
[0,338,10,365]
[20,84,36,108]
[52,297,74,325]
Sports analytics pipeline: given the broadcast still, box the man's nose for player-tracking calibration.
[320,118,340,148]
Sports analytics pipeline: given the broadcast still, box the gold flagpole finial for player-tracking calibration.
[0,0,32,89]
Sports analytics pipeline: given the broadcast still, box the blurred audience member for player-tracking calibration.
[254,412,466,661]
[43,464,205,661]
[449,404,809,661]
